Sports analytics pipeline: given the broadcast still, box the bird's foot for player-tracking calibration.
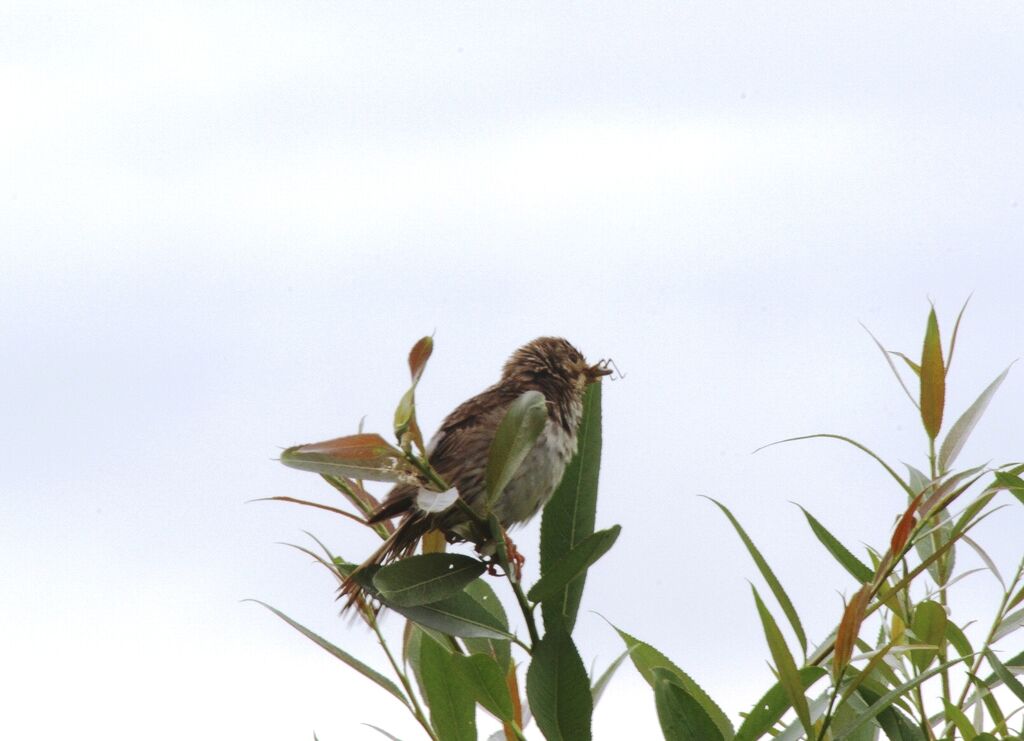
[480,530,526,581]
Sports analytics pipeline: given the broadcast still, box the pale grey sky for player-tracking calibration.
[3,2,1023,739]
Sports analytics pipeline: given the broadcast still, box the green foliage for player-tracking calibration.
[540,382,604,634]
[259,305,1023,740]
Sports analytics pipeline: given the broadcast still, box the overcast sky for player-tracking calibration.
[3,2,1024,739]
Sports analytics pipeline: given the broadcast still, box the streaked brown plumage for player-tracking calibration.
[341,337,610,608]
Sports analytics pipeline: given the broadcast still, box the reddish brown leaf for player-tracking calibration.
[408,335,434,385]
[833,584,871,677]
[281,433,417,482]
[891,492,923,555]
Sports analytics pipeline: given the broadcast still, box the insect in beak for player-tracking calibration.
[585,359,616,382]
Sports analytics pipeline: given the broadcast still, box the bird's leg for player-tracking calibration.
[477,528,525,580]
[502,529,525,582]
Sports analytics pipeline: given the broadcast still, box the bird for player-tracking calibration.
[341,336,611,608]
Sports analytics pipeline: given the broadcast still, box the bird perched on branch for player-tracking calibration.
[341,336,611,608]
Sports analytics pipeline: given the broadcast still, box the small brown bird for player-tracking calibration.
[342,337,610,605]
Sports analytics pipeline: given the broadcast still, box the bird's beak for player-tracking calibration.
[585,361,614,382]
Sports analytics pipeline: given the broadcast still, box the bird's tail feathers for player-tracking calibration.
[339,512,430,613]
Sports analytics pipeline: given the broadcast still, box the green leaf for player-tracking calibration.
[756,433,915,497]
[362,725,404,741]
[796,505,874,583]
[966,671,1010,738]
[387,589,515,641]
[914,506,956,586]
[281,433,416,482]
[452,652,515,722]
[939,364,1012,471]
[856,686,926,741]
[653,668,724,741]
[420,634,477,741]
[833,657,966,738]
[707,497,807,655]
[920,306,945,440]
[986,648,1024,704]
[735,667,826,741]
[394,336,433,453]
[616,627,734,740]
[995,471,1024,507]
[404,622,427,698]
[541,382,603,634]
[911,600,947,672]
[461,579,511,672]
[485,390,548,508]
[750,586,812,737]
[526,624,593,741]
[247,600,407,704]
[993,606,1024,644]
[372,554,486,607]
[591,650,628,707]
[943,699,978,741]
[946,620,974,659]
[860,322,920,409]
[528,525,620,603]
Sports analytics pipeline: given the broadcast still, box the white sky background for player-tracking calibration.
[3,2,1024,739]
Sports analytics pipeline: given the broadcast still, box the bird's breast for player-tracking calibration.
[491,418,578,526]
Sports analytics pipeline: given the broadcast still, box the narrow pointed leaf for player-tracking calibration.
[372,554,486,607]
[526,625,593,741]
[891,493,923,555]
[541,383,603,633]
[421,634,477,741]
[616,627,733,739]
[920,307,945,440]
[995,471,1024,507]
[993,607,1024,644]
[945,294,971,373]
[946,621,974,659]
[985,648,1024,704]
[756,433,915,497]
[528,526,620,603]
[281,433,416,482]
[591,650,628,707]
[856,685,926,741]
[833,657,967,737]
[939,365,1012,471]
[944,699,978,740]
[363,725,404,741]
[890,351,922,377]
[735,667,826,741]
[860,322,919,409]
[707,497,807,654]
[485,389,548,508]
[247,600,406,703]
[653,668,724,741]
[835,585,872,676]
[796,505,873,583]
[750,586,812,736]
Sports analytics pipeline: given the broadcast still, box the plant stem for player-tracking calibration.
[370,615,437,740]
[490,517,541,648]
[948,554,1024,723]
[815,667,845,741]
